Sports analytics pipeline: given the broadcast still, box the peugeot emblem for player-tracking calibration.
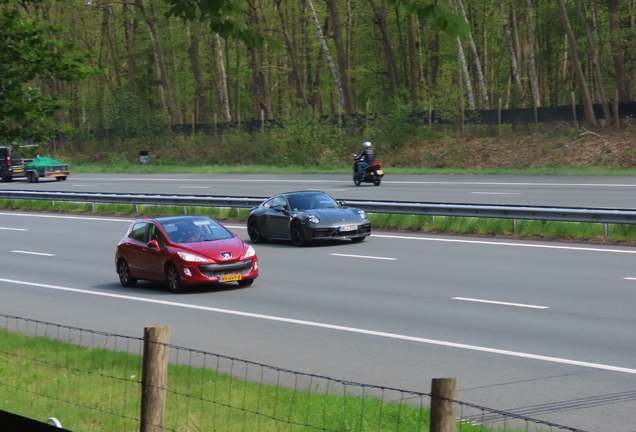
[220,252,232,259]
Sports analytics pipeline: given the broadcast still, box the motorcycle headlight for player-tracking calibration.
[244,244,256,258]
[178,252,208,262]
[357,210,367,219]
[308,214,320,224]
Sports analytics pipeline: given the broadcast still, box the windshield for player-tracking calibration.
[160,217,234,243]
[287,193,338,211]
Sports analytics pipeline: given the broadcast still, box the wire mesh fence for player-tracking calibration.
[0,313,586,432]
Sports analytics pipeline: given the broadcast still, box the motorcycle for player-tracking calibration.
[353,156,384,186]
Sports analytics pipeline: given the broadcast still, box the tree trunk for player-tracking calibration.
[456,36,475,110]
[187,21,209,123]
[214,34,232,122]
[608,0,630,101]
[406,13,421,107]
[275,0,309,108]
[526,0,540,108]
[95,3,111,131]
[368,0,400,99]
[499,0,525,107]
[457,0,489,109]
[327,0,356,113]
[123,2,138,94]
[246,0,273,120]
[556,0,597,126]
[306,0,346,113]
[574,0,611,124]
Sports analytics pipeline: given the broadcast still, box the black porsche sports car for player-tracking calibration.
[247,191,371,246]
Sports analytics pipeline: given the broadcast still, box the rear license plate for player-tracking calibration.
[338,225,357,232]
[376,170,384,175]
[220,274,242,282]
[14,169,23,173]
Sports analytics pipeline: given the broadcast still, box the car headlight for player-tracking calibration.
[177,252,208,262]
[244,244,256,258]
[308,214,320,224]
[357,210,367,219]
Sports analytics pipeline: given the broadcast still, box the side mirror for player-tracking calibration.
[273,205,287,212]
[234,232,239,237]
[336,199,345,207]
[147,240,160,251]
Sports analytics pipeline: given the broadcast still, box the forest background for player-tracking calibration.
[3,0,636,171]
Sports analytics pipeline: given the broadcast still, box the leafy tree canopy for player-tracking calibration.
[0,7,100,143]
[164,0,469,49]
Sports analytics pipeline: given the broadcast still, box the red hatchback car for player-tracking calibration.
[115,216,258,292]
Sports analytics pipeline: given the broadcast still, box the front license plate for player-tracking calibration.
[220,274,242,282]
[338,225,357,232]
[376,170,384,175]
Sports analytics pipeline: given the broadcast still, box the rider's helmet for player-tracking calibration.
[363,141,372,148]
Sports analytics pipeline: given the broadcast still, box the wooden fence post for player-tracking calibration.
[430,378,458,432]
[140,325,171,432]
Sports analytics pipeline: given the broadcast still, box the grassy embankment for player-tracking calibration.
[1,327,503,432]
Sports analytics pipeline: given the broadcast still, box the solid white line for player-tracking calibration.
[0,212,133,222]
[177,186,211,189]
[0,227,27,231]
[330,253,396,261]
[471,192,521,195]
[622,277,636,281]
[11,251,54,257]
[373,234,636,254]
[1,277,635,374]
[453,297,548,309]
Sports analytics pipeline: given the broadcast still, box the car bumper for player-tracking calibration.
[180,258,259,284]
[309,223,371,240]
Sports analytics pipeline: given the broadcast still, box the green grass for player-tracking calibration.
[2,199,633,243]
[1,329,508,432]
[68,163,636,176]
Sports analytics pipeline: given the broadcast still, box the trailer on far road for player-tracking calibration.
[24,157,70,182]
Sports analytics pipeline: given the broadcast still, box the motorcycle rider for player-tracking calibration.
[354,141,375,178]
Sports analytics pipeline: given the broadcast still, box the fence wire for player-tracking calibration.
[0,313,586,432]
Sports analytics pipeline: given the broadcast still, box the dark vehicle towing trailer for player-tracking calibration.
[0,145,26,182]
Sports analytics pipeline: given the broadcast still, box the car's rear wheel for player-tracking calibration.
[237,278,254,286]
[117,259,137,287]
[247,217,267,243]
[165,264,183,293]
[290,220,307,246]
[351,236,366,243]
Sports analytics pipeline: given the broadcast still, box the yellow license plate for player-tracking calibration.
[14,169,23,173]
[376,170,384,175]
[220,274,242,282]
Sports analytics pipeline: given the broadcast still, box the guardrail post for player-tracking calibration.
[140,325,170,432]
[430,378,458,432]
[605,224,609,238]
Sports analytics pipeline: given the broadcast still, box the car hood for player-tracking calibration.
[177,236,247,261]
[305,207,365,224]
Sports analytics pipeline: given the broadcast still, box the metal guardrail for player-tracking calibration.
[2,189,636,225]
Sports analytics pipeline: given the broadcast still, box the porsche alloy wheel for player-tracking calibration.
[166,264,183,293]
[247,217,267,243]
[290,220,307,246]
[117,259,137,287]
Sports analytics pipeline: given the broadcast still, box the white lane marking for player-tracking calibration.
[373,234,636,254]
[0,212,133,222]
[0,227,27,231]
[72,185,98,187]
[1,277,635,375]
[622,277,636,281]
[11,251,54,257]
[178,186,211,189]
[68,177,636,188]
[471,192,521,195]
[453,297,549,309]
[330,253,396,261]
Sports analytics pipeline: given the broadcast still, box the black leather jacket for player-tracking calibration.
[354,147,375,164]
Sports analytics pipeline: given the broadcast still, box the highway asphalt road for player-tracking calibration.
[3,172,636,208]
[1,211,636,431]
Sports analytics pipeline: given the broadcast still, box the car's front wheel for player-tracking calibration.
[165,264,183,293]
[290,220,307,246]
[247,217,267,243]
[117,259,137,287]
